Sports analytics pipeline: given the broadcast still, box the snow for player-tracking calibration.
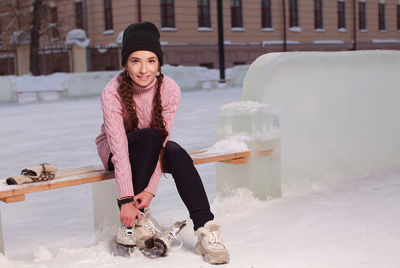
[203,137,249,155]
[0,67,400,267]
[0,65,248,103]
[65,29,90,48]
[372,39,400,43]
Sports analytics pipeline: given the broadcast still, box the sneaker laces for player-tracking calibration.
[209,231,224,246]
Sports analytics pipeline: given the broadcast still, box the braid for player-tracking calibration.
[118,68,169,171]
[152,71,168,172]
[118,70,139,131]
[152,72,168,142]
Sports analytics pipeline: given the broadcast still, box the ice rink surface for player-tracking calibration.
[1,86,399,267]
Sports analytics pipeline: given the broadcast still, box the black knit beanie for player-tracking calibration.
[121,21,163,66]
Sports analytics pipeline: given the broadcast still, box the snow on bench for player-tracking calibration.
[0,148,273,204]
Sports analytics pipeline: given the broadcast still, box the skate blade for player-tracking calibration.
[141,244,166,258]
[170,220,187,235]
[112,242,136,257]
[153,238,168,256]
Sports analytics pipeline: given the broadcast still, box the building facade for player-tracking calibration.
[1,0,400,75]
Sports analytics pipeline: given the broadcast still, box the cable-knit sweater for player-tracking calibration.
[95,74,181,198]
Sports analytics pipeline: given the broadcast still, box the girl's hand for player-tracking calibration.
[120,202,141,227]
[134,191,154,209]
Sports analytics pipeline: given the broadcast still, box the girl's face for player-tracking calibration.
[125,50,159,87]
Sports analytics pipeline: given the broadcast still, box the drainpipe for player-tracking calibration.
[353,0,357,50]
[138,0,142,22]
[83,0,90,71]
[217,0,225,82]
[282,0,287,51]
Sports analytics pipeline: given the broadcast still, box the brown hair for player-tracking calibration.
[118,69,168,168]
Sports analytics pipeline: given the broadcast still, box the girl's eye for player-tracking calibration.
[131,59,139,64]
[149,59,155,63]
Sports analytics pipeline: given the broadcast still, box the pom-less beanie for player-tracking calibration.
[121,21,164,66]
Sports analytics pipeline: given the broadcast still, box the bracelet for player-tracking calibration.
[117,197,134,207]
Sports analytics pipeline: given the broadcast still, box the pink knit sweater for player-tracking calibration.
[95,74,181,198]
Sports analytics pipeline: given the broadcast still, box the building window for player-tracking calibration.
[378,3,385,31]
[289,0,299,27]
[50,7,59,38]
[161,0,175,28]
[104,0,113,30]
[231,0,243,28]
[397,4,400,31]
[338,1,346,30]
[359,2,366,31]
[261,0,272,28]
[0,20,2,45]
[198,0,211,28]
[75,2,84,29]
[314,0,323,29]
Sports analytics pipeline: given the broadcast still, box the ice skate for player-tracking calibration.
[113,225,136,256]
[194,220,229,264]
[135,208,162,250]
[151,220,187,256]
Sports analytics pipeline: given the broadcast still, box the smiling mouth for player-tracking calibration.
[137,76,150,81]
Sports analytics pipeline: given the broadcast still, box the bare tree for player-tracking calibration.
[30,0,43,75]
[1,0,71,75]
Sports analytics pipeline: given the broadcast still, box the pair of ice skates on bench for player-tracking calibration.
[115,208,186,257]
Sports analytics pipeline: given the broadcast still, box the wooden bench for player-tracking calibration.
[0,149,273,204]
[0,147,274,254]
[15,89,66,103]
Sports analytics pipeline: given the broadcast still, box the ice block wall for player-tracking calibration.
[241,50,400,182]
[216,101,281,200]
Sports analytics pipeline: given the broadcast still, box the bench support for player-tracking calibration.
[0,209,4,254]
[92,179,120,231]
[216,140,281,200]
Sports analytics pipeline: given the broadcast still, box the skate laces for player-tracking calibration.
[123,226,134,237]
[140,212,161,234]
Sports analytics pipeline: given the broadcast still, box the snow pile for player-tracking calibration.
[0,76,15,103]
[0,65,249,103]
[65,29,90,48]
[205,137,249,154]
[8,73,70,92]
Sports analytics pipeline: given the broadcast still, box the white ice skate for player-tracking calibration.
[135,209,162,250]
[113,225,136,256]
[150,220,187,256]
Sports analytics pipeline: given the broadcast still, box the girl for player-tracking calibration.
[95,21,229,264]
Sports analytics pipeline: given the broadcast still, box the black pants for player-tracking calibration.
[108,128,214,230]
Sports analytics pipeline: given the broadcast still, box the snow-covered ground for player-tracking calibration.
[1,83,400,267]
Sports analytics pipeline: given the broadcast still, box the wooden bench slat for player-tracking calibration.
[191,151,250,165]
[220,157,248,164]
[0,195,26,203]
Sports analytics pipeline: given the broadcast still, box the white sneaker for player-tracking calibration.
[115,225,136,247]
[194,220,230,264]
[135,208,161,249]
